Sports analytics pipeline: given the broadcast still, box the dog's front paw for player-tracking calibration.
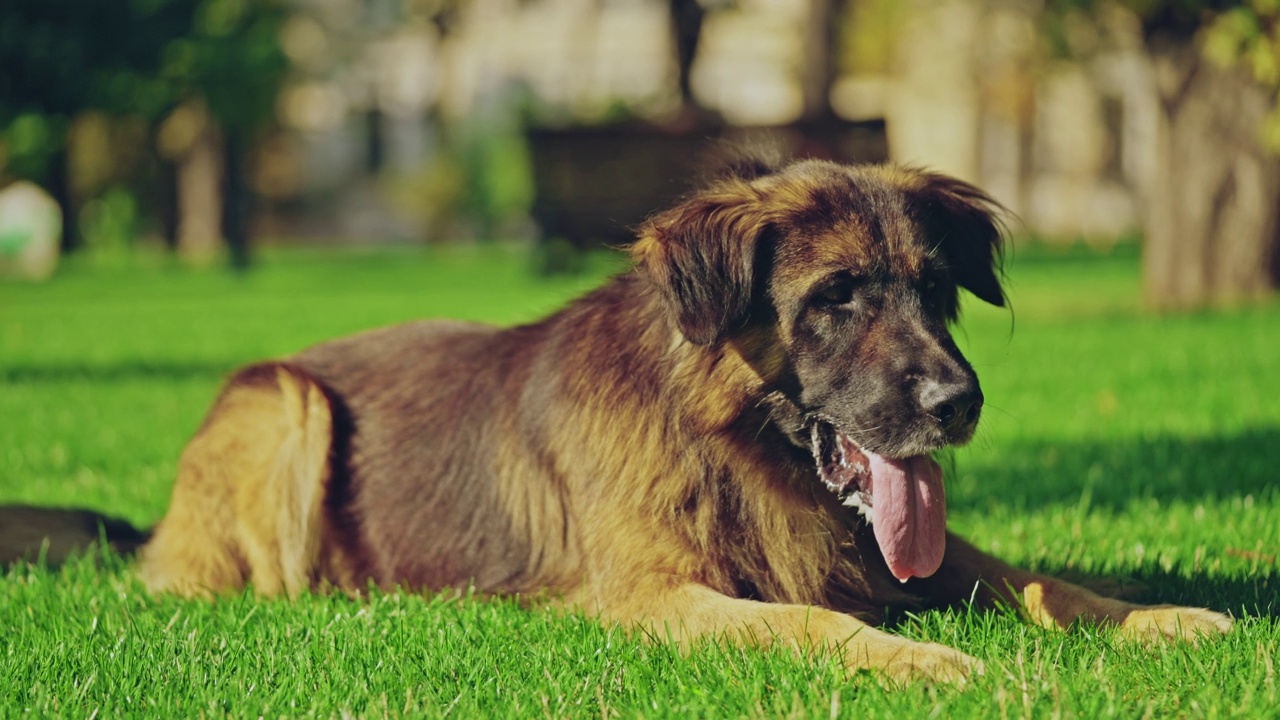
[1119,605,1234,643]
[864,640,984,686]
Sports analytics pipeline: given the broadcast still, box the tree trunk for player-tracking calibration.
[668,0,705,107]
[176,125,224,266]
[158,158,179,251]
[49,146,79,254]
[800,0,843,121]
[1143,49,1280,310]
[222,129,250,271]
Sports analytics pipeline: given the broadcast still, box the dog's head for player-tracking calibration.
[633,159,1006,581]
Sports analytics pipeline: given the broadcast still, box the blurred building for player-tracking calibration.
[253,0,1158,246]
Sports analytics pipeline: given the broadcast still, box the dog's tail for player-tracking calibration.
[0,505,149,567]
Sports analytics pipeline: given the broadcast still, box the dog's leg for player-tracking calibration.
[138,364,332,598]
[923,533,1234,642]
[602,582,981,685]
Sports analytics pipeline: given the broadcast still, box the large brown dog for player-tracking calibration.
[137,159,1230,683]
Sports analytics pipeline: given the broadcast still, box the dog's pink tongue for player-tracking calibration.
[867,453,946,582]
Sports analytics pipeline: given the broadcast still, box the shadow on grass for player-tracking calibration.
[1,360,237,384]
[956,427,1280,511]
[887,563,1276,636]
[1023,563,1279,619]
[950,428,1279,618]
[1116,566,1279,618]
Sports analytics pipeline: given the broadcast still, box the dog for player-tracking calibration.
[47,159,1233,683]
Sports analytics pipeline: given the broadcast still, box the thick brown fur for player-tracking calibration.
[138,160,1231,684]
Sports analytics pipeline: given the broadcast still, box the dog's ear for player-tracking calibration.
[913,171,1007,311]
[633,180,770,345]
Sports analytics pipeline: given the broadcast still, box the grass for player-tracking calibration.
[1,242,1277,717]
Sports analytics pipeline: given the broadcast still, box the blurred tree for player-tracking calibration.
[168,0,289,270]
[1046,0,1280,309]
[0,0,192,252]
[0,0,287,268]
[801,0,845,121]
[669,0,707,109]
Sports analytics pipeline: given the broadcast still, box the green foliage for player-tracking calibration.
[454,120,535,239]
[0,2,176,184]
[0,114,67,180]
[385,120,535,242]
[1045,0,1240,38]
[1043,0,1280,149]
[0,246,1277,715]
[162,0,289,133]
[0,0,192,122]
[77,188,141,261]
[1203,1,1280,148]
[0,0,288,180]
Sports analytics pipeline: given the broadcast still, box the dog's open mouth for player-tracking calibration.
[809,422,946,583]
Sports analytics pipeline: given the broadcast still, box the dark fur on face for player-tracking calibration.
[638,159,1006,459]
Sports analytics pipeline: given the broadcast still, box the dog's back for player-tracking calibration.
[293,318,585,594]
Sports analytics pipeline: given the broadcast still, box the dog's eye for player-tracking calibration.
[813,275,859,307]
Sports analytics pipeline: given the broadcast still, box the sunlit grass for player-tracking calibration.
[1,242,1277,717]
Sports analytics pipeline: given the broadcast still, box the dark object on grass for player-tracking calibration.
[0,505,148,567]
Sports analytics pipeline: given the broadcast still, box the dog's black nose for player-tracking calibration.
[920,380,983,434]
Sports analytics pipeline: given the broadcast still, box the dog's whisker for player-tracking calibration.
[753,406,780,442]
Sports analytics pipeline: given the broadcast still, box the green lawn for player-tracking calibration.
[2,244,1277,717]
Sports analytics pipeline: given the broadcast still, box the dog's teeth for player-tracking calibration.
[840,492,873,522]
